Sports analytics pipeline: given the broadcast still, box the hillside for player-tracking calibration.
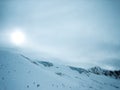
[0,50,120,90]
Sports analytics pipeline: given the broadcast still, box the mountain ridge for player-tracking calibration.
[0,50,120,90]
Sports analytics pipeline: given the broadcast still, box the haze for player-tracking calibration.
[0,0,120,69]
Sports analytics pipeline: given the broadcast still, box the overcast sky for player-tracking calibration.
[0,0,120,69]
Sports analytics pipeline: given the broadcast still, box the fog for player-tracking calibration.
[0,0,120,69]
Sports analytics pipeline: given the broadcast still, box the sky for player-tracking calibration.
[0,0,120,69]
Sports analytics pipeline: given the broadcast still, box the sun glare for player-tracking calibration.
[10,30,25,45]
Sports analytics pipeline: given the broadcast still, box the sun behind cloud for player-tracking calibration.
[10,28,26,46]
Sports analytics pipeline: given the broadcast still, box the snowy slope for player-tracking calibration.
[0,50,120,90]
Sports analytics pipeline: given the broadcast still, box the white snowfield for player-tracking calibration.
[0,50,120,90]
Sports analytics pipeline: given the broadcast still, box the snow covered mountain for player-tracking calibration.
[89,66,120,79]
[0,50,120,90]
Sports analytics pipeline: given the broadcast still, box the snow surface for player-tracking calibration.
[0,50,120,90]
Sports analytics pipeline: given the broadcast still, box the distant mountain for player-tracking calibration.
[89,66,120,79]
[0,50,120,90]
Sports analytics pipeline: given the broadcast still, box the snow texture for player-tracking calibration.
[0,50,120,90]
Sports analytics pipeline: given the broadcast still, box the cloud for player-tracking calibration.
[0,0,120,69]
